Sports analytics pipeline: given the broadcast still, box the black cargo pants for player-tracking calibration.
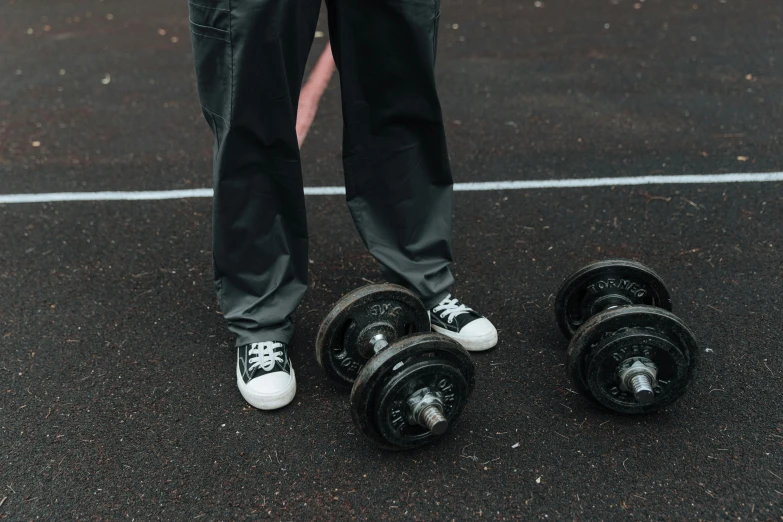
[188,0,455,346]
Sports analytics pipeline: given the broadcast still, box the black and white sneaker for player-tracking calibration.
[236,341,296,410]
[429,294,498,351]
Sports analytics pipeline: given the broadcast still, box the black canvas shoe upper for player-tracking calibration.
[237,341,291,385]
[429,295,483,333]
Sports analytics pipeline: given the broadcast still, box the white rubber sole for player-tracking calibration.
[236,367,297,410]
[431,324,498,352]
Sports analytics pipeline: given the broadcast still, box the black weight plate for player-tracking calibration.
[585,328,690,413]
[350,333,475,450]
[373,361,469,449]
[566,306,700,413]
[555,259,672,339]
[315,284,431,387]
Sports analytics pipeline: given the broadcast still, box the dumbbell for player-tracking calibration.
[553,259,700,414]
[315,283,476,450]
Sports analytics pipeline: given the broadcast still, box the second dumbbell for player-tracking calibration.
[554,259,700,414]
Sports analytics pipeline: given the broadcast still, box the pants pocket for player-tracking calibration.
[188,1,232,122]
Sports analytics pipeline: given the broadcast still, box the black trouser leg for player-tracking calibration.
[187,0,322,345]
[326,0,455,308]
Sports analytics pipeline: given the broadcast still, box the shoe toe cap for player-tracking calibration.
[245,371,294,396]
[461,317,496,337]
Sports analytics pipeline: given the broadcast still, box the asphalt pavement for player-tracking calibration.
[1,0,782,520]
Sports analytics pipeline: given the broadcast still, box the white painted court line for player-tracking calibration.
[453,172,783,191]
[0,172,781,204]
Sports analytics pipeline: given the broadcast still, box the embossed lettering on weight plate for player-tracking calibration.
[586,278,647,298]
[438,378,456,410]
[334,350,360,373]
[391,406,406,433]
[610,344,652,363]
[369,303,403,317]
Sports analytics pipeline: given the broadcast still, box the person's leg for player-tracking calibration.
[325,0,497,351]
[325,0,454,305]
[187,0,322,408]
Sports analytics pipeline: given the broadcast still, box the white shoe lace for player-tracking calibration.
[432,295,474,324]
[248,342,284,372]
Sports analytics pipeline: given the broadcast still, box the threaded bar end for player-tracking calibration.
[419,405,448,435]
[630,374,655,405]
